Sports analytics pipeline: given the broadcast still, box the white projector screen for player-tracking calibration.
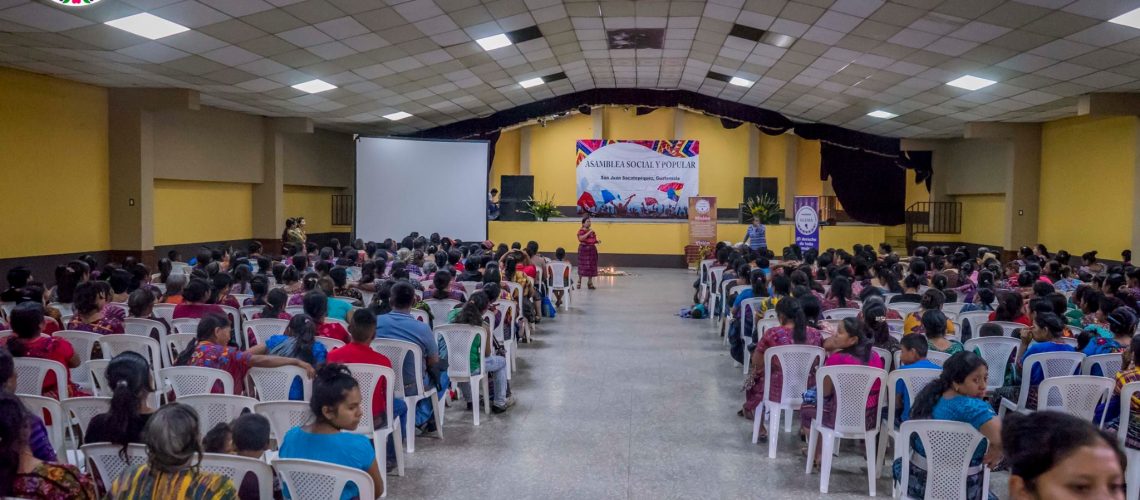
[355,137,489,243]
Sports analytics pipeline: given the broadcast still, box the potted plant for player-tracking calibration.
[524,192,559,221]
[745,193,783,224]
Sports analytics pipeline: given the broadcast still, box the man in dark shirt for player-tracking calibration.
[1,266,31,302]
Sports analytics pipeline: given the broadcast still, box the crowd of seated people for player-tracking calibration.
[700,240,1137,498]
[0,231,561,498]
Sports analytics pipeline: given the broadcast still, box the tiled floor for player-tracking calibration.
[386,268,1008,499]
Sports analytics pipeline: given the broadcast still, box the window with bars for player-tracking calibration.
[332,195,353,226]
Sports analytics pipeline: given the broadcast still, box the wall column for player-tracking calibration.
[964,122,1041,255]
[782,134,797,211]
[673,108,685,138]
[254,117,312,254]
[107,88,198,265]
[591,108,603,139]
[519,127,532,175]
[747,127,760,177]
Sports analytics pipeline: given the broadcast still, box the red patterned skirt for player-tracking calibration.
[578,243,598,277]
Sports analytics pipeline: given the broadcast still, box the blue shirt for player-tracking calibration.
[279,427,374,500]
[911,395,995,465]
[376,310,438,394]
[265,335,327,400]
[896,359,941,423]
[327,297,353,322]
[732,288,755,309]
[745,224,766,250]
[1021,341,1076,385]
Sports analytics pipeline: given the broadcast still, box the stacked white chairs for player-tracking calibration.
[199,453,276,500]
[822,308,860,320]
[170,317,200,333]
[965,337,1020,391]
[1083,353,1123,377]
[98,334,163,407]
[254,401,311,451]
[86,359,111,397]
[1117,381,1140,500]
[344,363,405,482]
[926,351,951,367]
[82,443,147,490]
[437,324,491,426]
[998,351,1085,417]
[1036,375,1113,422]
[893,420,991,500]
[273,458,378,500]
[316,336,346,351]
[244,318,288,348]
[179,394,258,439]
[370,339,442,453]
[18,394,67,460]
[152,303,175,325]
[54,330,100,388]
[876,367,941,478]
[249,365,311,402]
[804,364,887,496]
[14,357,70,399]
[161,366,233,397]
[756,345,825,459]
[423,299,460,326]
[546,262,573,309]
[165,333,196,367]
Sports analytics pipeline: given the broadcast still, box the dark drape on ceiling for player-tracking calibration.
[635,106,656,116]
[720,118,743,129]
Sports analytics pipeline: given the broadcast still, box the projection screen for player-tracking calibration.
[355,137,489,243]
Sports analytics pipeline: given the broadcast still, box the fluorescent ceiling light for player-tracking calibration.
[867,110,897,119]
[946,75,996,91]
[519,77,544,88]
[105,13,189,40]
[728,76,754,87]
[291,79,336,93]
[476,34,512,51]
[383,111,412,121]
[1108,7,1140,29]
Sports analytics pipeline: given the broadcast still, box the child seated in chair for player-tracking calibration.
[894,333,941,425]
[231,413,282,500]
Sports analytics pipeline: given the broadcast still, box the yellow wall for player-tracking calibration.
[957,194,1005,246]
[0,68,110,257]
[528,113,594,205]
[154,180,253,245]
[603,107,675,140]
[686,112,751,205]
[757,132,787,200]
[489,128,520,190]
[1039,115,1137,253]
[795,138,824,196]
[283,185,352,234]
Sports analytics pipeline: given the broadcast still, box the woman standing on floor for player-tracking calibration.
[577,216,600,290]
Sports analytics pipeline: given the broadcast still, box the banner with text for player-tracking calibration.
[794,196,820,251]
[688,196,717,246]
[576,140,699,219]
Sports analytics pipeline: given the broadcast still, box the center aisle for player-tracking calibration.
[387,268,894,499]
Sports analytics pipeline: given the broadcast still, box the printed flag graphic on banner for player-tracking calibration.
[576,140,699,219]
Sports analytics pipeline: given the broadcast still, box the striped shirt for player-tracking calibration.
[745,224,766,251]
[109,464,237,500]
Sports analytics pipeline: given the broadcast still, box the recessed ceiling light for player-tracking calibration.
[291,79,336,93]
[476,34,512,51]
[728,76,754,88]
[946,75,996,91]
[1108,7,1140,30]
[519,77,544,88]
[105,13,189,40]
[383,111,412,121]
[867,110,898,119]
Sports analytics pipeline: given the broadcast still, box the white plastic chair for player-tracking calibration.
[54,330,100,388]
[86,359,111,397]
[706,266,726,311]
[14,357,70,399]
[737,297,764,372]
[273,458,378,500]
[106,302,129,317]
[344,363,405,481]
[254,401,311,451]
[1082,353,1123,377]
[170,317,200,333]
[179,394,258,440]
[889,302,920,318]
[547,262,573,310]
[437,324,491,425]
[804,364,887,496]
[161,366,234,397]
[926,351,951,367]
[230,294,253,305]
[244,318,288,348]
[943,302,968,315]
[957,310,991,336]
[123,317,167,343]
[240,305,263,322]
[18,394,67,460]
[151,303,175,324]
[200,453,276,500]
[483,310,514,380]
[61,396,111,446]
[370,339,442,453]
[98,334,163,407]
[872,347,893,371]
[965,337,1020,391]
[218,305,243,348]
[998,351,1085,416]
[1037,375,1113,423]
[316,336,345,351]
[164,333,196,367]
[82,443,147,490]
[988,321,1027,337]
[286,306,305,317]
[894,420,991,500]
[875,367,941,478]
[822,308,861,320]
[494,299,520,343]
[1117,381,1140,500]
[409,308,430,325]
[720,284,749,331]
[249,365,312,402]
[361,290,376,306]
[755,345,825,459]
[423,299,461,326]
